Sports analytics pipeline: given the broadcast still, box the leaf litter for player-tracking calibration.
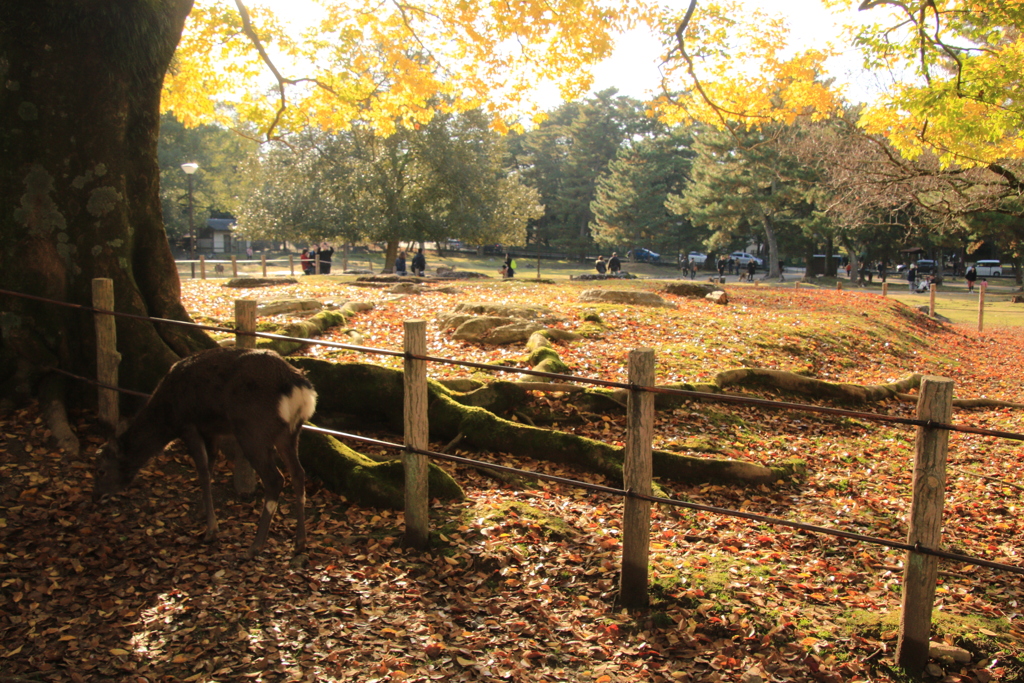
[1,279,1023,681]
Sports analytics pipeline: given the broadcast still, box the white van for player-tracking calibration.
[974,260,1002,277]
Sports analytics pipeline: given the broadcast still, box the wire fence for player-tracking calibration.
[5,286,1023,442]
[174,254,376,279]
[2,281,1022,674]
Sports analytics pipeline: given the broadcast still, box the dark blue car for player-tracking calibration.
[632,248,660,263]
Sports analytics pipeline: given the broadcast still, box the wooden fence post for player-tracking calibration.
[92,278,120,428]
[235,299,257,350]
[200,254,207,280]
[231,255,238,277]
[883,282,889,297]
[232,299,259,495]
[403,320,430,550]
[978,282,986,332]
[261,253,268,277]
[836,280,843,291]
[289,253,295,276]
[929,283,936,317]
[896,375,954,677]
[620,348,655,609]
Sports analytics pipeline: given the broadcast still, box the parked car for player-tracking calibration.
[631,248,660,263]
[730,251,763,267]
[687,251,707,265]
[916,259,938,274]
[974,260,1003,277]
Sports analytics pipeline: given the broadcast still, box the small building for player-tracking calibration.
[197,218,248,254]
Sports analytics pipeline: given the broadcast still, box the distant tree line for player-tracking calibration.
[161,91,1024,280]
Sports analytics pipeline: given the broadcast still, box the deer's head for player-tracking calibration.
[92,438,134,502]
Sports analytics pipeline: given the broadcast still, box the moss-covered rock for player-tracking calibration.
[525,331,571,374]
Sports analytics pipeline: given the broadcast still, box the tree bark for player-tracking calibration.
[300,429,464,508]
[0,1,215,404]
[841,233,860,285]
[253,305,369,355]
[292,358,793,487]
[762,211,781,279]
[383,239,399,274]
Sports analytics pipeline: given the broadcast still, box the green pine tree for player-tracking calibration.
[667,124,820,279]
[590,128,696,259]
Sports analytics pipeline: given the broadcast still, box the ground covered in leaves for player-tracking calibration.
[2,278,1023,682]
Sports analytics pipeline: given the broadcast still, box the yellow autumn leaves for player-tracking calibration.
[161,0,643,137]
[651,1,844,129]
[163,0,1024,170]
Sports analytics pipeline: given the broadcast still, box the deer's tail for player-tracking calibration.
[278,379,318,432]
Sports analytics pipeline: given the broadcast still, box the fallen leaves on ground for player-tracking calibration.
[2,279,1023,682]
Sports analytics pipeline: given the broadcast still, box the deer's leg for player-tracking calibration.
[237,433,283,559]
[276,429,307,554]
[182,425,218,542]
[206,435,221,472]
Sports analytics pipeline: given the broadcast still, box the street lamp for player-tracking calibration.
[181,162,199,261]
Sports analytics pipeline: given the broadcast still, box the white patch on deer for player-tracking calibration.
[277,385,317,430]
[264,500,279,515]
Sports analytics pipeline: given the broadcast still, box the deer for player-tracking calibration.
[92,347,318,559]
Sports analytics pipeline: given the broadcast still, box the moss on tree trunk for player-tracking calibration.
[257,310,356,355]
[592,371,925,410]
[0,1,214,405]
[291,358,787,488]
[300,429,464,507]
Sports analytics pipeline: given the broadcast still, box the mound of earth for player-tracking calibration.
[437,303,572,345]
[223,277,298,288]
[664,282,723,298]
[578,289,676,308]
[357,275,430,283]
[435,266,489,279]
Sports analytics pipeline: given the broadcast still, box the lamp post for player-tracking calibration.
[181,162,199,265]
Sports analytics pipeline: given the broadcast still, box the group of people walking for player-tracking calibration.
[904,262,982,293]
[297,245,992,295]
[679,257,701,279]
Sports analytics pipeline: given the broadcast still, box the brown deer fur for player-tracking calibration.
[92,348,317,558]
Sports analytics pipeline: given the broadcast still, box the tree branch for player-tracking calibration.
[233,0,350,141]
[665,0,759,126]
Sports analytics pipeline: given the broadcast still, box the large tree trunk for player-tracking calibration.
[841,233,860,285]
[0,1,214,404]
[382,238,399,273]
[824,235,837,277]
[761,211,781,279]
